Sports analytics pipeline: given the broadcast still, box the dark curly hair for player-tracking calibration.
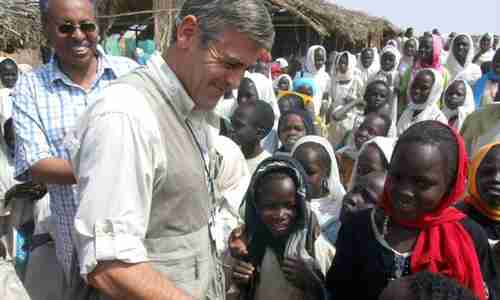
[409,271,479,300]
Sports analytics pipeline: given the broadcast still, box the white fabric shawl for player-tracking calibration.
[301,45,331,115]
[357,48,380,89]
[446,34,482,86]
[442,79,476,132]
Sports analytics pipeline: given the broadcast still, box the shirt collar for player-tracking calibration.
[47,45,118,86]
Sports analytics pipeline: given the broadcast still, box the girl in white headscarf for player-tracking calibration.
[446,34,482,86]
[357,47,380,90]
[273,73,293,94]
[291,135,346,243]
[296,45,331,116]
[397,68,447,135]
[473,33,496,66]
[213,135,251,254]
[442,79,475,131]
[374,46,402,92]
[329,51,365,147]
[399,38,419,78]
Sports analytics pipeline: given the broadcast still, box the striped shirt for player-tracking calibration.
[12,48,138,278]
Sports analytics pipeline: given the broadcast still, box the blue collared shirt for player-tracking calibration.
[12,48,138,278]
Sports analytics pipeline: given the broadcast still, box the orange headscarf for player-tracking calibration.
[465,142,500,222]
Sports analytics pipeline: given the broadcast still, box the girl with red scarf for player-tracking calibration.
[326,121,496,300]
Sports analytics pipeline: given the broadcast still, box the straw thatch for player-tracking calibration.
[0,0,43,51]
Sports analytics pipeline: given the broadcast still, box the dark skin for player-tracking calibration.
[356,144,387,178]
[361,48,375,69]
[337,53,349,75]
[410,71,435,106]
[230,104,265,159]
[493,50,500,76]
[377,142,451,253]
[278,76,290,92]
[365,82,390,113]
[381,52,396,72]
[295,85,314,97]
[237,78,259,106]
[314,48,326,71]
[232,176,320,291]
[444,81,466,110]
[354,113,388,150]
[0,61,18,88]
[418,35,434,66]
[341,171,386,223]
[278,114,307,153]
[403,39,417,58]
[293,144,331,199]
[452,35,471,67]
[473,35,493,64]
[477,145,500,209]
[379,275,415,300]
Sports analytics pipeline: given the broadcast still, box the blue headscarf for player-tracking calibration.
[293,77,318,98]
[473,49,500,108]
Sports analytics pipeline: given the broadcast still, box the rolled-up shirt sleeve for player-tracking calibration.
[68,84,165,279]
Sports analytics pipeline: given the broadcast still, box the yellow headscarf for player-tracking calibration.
[465,142,500,221]
[277,91,313,107]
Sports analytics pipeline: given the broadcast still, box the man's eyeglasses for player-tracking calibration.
[56,22,98,35]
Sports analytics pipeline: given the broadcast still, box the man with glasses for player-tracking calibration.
[68,0,274,299]
[12,0,137,298]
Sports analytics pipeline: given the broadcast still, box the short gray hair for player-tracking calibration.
[172,0,275,50]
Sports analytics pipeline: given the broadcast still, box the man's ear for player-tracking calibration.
[256,127,267,140]
[175,15,199,50]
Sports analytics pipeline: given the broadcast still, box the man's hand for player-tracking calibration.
[231,259,255,287]
[228,226,248,259]
[31,158,76,185]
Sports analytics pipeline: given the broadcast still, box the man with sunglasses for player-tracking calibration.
[67,0,274,299]
[12,0,137,298]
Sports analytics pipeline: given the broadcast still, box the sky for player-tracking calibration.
[328,0,499,36]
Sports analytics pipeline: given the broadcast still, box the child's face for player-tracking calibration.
[452,35,470,66]
[293,146,329,199]
[480,36,492,51]
[361,49,374,69]
[444,81,466,110]
[296,85,313,97]
[381,52,396,72]
[314,48,325,70]
[477,146,500,209]
[278,77,290,91]
[418,35,434,63]
[230,105,259,147]
[404,40,417,57]
[0,64,18,89]
[354,115,387,150]
[365,83,389,110]
[237,80,259,106]
[410,72,434,105]
[388,142,449,222]
[256,176,298,238]
[279,114,307,152]
[341,172,386,222]
[337,54,349,74]
[356,144,386,178]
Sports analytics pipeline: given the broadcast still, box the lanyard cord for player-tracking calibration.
[185,119,213,192]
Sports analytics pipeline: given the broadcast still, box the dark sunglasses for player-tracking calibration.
[57,22,97,35]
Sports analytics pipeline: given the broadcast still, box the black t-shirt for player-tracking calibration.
[457,202,500,241]
[326,208,498,300]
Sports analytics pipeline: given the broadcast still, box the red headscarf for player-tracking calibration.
[414,34,446,76]
[382,125,487,300]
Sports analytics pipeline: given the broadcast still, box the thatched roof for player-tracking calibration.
[0,0,43,51]
[268,0,399,44]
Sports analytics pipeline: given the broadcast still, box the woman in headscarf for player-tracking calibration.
[399,34,450,114]
[230,155,335,300]
[276,109,315,155]
[328,51,365,147]
[474,49,500,107]
[397,68,447,135]
[291,136,346,244]
[458,142,500,296]
[326,121,496,300]
[357,47,381,91]
[398,38,419,78]
[296,45,331,116]
[473,33,496,66]
[446,34,482,86]
[274,74,293,95]
[442,79,476,131]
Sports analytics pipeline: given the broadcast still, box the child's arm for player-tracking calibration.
[282,257,325,298]
[228,225,248,259]
[231,259,255,287]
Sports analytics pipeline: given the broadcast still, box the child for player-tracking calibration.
[275,74,293,94]
[399,38,418,78]
[276,109,314,154]
[397,68,447,135]
[230,156,335,300]
[230,100,275,175]
[291,136,346,244]
[357,48,380,90]
[278,93,307,114]
[340,171,387,224]
[375,46,402,94]
[442,80,475,131]
[326,121,496,300]
[380,271,479,300]
[0,58,18,89]
[336,112,392,188]
[237,77,259,106]
[458,142,500,296]
[362,80,396,136]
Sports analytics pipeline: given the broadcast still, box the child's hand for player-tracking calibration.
[228,226,249,259]
[231,259,255,286]
[282,257,317,290]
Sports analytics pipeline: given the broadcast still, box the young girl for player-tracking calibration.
[328,51,365,146]
[375,46,402,94]
[357,48,380,90]
[397,68,447,135]
[276,109,315,154]
[274,74,293,95]
[458,142,500,296]
[291,136,346,244]
[230,156,335,300]
[398,38,418,78]
[442,80,475,131]
[326,121,497,300]
[446,34,482,86]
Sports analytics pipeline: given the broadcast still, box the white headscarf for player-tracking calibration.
[273,74,293,92]
[399,38,419,76]
[442,79,476,131]
[475,33,496,65]
[446,34,482,86]
[357,48,380,87]
[291,135,346,225]
[213,135,251,253]
[375,46,402,87]
[334,51,358,82]
[397,68,448,135]
[349,137,397,190]
[302,45,331,115]
[276,57,289,69]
